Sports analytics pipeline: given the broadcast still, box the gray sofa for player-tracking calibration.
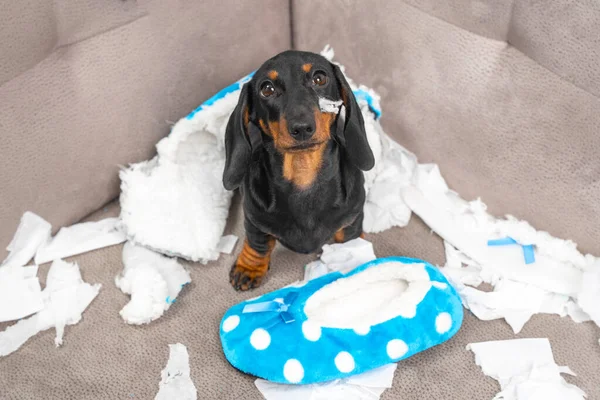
[1,1,599,398]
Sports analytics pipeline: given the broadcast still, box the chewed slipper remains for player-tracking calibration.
[219,256,464,384]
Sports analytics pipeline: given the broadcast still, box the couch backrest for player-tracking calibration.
[293,0,600,254]
[0,0,291,256]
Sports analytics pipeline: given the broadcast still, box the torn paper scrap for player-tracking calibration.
[318,97,343,114]
[1,212,51,268]
[260,238,396,400]
[0,212,48,322]
[403,182,583,296]
[0,265,44,322]
[403,162,600,331]
[256,363,397,400]
[304,237,376,280]
[461,279,568,334]
[362,124,416,234]
[467,338,586,399]
[115,242,191,325]
[155,343,197,400]
[0,259,100,356]
[215,235,238,255]
[576,261,600,326]
[564,301,591,323]
[34,218,126,265]
[441,241,483,287]
[441,242,571,334]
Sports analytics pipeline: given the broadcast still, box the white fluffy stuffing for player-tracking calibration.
[115,242,191,325]
[119,90,241,263]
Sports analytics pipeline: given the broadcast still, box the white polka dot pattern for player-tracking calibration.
[302,321,322,341]
[250,328,271,350]
[436,312,452,334]
[283,359,304,383]
[387,339,409,359]
[222,315,240,332]
[334,351,355,373]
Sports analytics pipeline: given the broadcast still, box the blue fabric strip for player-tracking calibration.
[487,237,536,264]
[522,244,535,264]
[185,71,256,121]
[487,237,518,246]
[353,88,382,119]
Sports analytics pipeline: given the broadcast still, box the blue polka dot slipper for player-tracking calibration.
[219,256,463,384]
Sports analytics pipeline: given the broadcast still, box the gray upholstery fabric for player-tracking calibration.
[293,0,600,256]
[0,200,598,399]
[0,0,291,256]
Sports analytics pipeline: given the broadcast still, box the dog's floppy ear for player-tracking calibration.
[332,64,375,171]
[223,83,253,190]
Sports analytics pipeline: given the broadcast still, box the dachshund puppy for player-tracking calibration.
[223,50,374,291]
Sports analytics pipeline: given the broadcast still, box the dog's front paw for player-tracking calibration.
[229,261,269,291]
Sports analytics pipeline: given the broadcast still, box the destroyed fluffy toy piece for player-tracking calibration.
[118,73,251,263]
[118,45,411,262]
[115,242,191,325]
[220,256,463,384]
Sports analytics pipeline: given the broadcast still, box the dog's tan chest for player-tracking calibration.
[282,144,327,189]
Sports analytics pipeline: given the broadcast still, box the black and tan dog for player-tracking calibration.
[223,50,374,291]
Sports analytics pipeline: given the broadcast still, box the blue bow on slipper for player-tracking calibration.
[242,291,299,323]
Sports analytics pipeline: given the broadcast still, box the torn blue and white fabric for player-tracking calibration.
[118,46,413,262]
[115,242,192,325]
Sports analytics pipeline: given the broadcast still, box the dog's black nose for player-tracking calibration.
[289,121,315,141]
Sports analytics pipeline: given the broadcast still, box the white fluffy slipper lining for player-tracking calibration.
[304,262,432,329]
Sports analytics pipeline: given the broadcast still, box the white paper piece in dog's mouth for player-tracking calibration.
[319,97,343,114]
[1,211,51,268]
[258,238,397,400]
[115,242,191,325]
[0,259,101,356]
[155,343,197,400]
[467,338,586,399]
[34,218,126,265]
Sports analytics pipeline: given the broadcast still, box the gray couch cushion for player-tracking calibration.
[293,0,600,255]
[0,0,291,256]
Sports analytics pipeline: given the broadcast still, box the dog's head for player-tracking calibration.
[223,50,374,191]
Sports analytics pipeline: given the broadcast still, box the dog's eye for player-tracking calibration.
[312,71,328,87]
[260,82,276,98]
